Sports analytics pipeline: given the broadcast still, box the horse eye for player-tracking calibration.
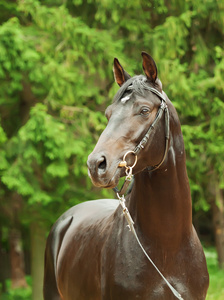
[140,108,150,116]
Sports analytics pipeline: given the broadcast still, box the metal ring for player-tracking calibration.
[122,151,138,169]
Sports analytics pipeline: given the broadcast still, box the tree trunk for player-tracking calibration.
[9,193,27,289]
[9,228,28,289]
[30,221,46,300]
[212,182,224,269]
[0,228,8,293]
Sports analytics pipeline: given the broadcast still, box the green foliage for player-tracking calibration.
[0,123,7,145]
[1,277,32,300]
[0,17,32,102]
[205,248,224,299]
[17,0,124,106]
[1,102,102,223]
[1,287,32,300]
[0,0,119,225]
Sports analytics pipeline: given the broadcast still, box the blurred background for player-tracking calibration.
[0,0,223,299]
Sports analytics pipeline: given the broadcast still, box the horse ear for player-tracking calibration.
[141,52,157,83]
[113,58,131,86]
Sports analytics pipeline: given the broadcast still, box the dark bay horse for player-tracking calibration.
[44,52,209,300]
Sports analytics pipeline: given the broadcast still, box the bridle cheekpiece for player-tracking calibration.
[114,85,170,196]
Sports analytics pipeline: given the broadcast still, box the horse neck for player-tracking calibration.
[128,134,192,249]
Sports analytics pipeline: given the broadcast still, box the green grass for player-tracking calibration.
[205,248,224,300]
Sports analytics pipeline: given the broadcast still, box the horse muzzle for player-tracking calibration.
[87,152,122,188]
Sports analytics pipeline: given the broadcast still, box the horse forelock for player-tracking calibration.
[113,75,162,103]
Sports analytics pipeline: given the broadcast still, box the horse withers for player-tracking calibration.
[43,52,209,300]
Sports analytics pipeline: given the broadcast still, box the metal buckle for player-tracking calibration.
[160,100,167,110]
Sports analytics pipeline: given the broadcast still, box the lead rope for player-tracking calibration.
[116,159,184,300]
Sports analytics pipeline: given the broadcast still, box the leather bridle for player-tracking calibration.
[113,86,170,196]
[134,86,170,171]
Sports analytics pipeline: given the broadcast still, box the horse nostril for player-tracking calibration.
[98,156,107,171]
[87,154,107,176]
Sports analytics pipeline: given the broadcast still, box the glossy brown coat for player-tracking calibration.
[43,53,209,300]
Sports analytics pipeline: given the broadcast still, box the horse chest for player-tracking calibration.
[101,232,162,298]
[101,232,207,300]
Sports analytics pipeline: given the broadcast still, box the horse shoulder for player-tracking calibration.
[54,199,119,299]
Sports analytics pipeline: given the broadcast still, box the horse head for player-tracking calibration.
[87,52,169,188]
